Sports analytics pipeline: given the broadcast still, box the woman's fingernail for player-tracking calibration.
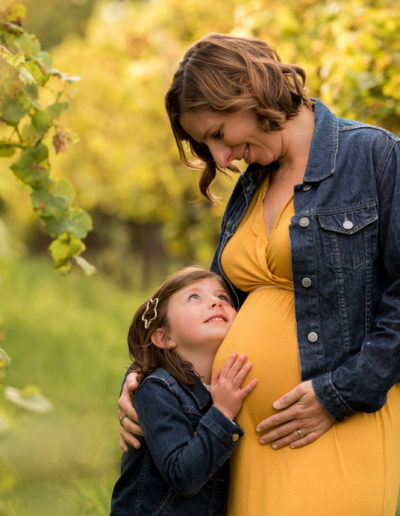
[256,427,261,432]
[259,439,265,445]
[273,401,280,409]
[272,443,278,449]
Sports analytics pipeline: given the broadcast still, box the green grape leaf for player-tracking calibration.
[32,179,76,219]
[47,101,70,120]
[24,59,48,86]
[67,207,92,239]
[11,143,50,186]
[32,186,68,219]
[44,207,92,239]
[0,143,15,157]
[0,2,26,24]
[53,178,76,205]
[21,122,45,145]
[31,107,51,130]
[49,233,86,269]
[14,32,41,57]
[37,51,52,69]
[0,97,28,123]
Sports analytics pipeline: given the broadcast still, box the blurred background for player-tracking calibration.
[0,0,399,514]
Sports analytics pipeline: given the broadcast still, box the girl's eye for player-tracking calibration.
[213,129,223,140]
[219,294,230,302]
[188,294,199,301]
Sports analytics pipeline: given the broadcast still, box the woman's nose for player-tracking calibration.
[208,141,233,168]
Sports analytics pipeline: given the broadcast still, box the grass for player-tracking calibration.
[0,258,150,515]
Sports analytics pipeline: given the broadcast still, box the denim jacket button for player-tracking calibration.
[299,217,310,228]
[343,220,354,230]
[307,331,319,343]
[231,433,240,442]
[302,277,312,288]
[303,184,312,191]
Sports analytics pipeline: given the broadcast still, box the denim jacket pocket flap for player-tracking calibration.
[318,205,377,235]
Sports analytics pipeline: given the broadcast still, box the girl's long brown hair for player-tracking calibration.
[165,32,314,201]
[128,266,232,389]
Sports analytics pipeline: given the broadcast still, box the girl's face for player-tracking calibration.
[164,277,236,353]
[179,108,286,169]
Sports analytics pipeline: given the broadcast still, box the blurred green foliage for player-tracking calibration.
[2,0,398,286]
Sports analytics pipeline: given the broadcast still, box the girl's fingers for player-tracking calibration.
[219,352,238,377]
[233,361,253,385]
[240,377,258,396]
[224,353,247,380]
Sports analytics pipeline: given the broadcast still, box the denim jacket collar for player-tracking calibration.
[303,98,338,183]
[149,368,211,411]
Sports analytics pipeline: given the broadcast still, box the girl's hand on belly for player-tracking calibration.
[255,380,335,449]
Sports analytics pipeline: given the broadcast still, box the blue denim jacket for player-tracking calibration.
[110,368,243,515]
[211,99,400,422]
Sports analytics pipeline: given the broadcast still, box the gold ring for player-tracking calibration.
[296,428,303,438]
[119,414,128,426]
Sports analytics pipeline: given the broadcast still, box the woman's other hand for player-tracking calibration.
[118,372,143,452]
[256,380,335,449]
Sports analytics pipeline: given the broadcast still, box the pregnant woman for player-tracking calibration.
[118,33,400,515]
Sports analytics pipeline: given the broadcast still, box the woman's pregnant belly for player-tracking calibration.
[213,288,301,426]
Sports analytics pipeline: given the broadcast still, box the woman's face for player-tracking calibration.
[179,109,286,168]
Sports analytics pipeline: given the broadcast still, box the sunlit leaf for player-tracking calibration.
[4,385,53,413]
[74,255,97,276]
[0,143,15,157]
[49,233,86,268]
[0,348,11,369]
[10,143,50,186]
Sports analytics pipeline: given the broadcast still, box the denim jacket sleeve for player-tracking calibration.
[312,140,400,421]
[134,377,243,497]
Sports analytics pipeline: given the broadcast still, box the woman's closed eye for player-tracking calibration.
[212,128,224,140]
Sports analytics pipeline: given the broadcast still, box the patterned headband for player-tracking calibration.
[141,297,159,329]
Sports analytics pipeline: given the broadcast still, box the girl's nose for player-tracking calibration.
[208,141,233,168]
[209,296,222,308]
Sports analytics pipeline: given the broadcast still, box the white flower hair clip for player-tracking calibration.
[142,297,159,329]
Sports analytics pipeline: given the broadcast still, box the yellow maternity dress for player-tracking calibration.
[213,177,400,516]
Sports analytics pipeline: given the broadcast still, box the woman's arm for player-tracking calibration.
[118,372,143,451]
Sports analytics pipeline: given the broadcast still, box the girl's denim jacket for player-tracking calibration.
[110,368,243,515]
[211,99,400,423]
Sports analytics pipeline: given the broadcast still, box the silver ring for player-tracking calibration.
[119,414,128,426]
[296,428,303,438]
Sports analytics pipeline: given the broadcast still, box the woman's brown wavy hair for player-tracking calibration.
[165,32,314,201]
[127,266,233,389]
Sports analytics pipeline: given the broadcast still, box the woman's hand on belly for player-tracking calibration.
[255,380,335,449]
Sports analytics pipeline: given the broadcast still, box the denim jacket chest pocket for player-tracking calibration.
[317,204,378,269]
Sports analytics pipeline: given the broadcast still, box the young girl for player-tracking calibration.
[110,266,257,515]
